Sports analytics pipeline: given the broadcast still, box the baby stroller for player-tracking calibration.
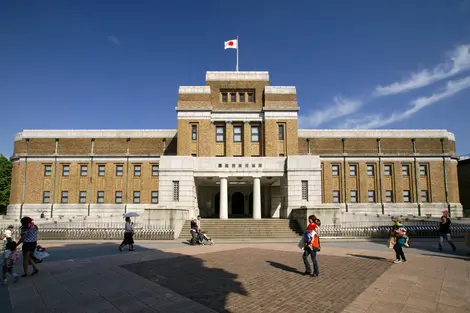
[198,231,214,245]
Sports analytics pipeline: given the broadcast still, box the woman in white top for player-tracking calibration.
[119,217,135,251]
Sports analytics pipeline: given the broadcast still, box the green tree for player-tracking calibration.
[0,154,12,214]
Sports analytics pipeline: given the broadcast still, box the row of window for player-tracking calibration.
[191,124,285,142]
[44,164,160,177]
[331,164,428,177]
[331,189,429,203]
[221,91,255,103]
[42,182,181,204]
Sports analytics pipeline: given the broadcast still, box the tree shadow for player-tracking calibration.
[266,260,305,275]
[3,242,247,313]
[347,254,387,261]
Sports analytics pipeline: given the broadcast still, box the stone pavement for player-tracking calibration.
[1,240,469,313]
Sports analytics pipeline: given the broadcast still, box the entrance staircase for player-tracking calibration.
[179,219,303,241]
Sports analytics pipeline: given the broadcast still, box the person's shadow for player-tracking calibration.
[266,260,305,275]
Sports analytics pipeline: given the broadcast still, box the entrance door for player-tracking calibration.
[248,192,253,216]
[231,192,244,215]
[214,193,220,218]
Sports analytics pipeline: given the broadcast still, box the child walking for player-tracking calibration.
[392,219,410,247]
[3,241,19,285]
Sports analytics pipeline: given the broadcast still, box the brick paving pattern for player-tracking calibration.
[123,247,392,313]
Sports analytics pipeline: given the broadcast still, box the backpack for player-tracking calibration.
[303,231,313,246]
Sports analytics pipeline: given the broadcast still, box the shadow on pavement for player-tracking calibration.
[266,260,305,275]
[347,254,387,261]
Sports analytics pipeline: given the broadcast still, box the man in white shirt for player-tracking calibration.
[2,225,14,251]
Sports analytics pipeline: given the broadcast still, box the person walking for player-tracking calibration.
[438,215,456,252]
[17,217,39,277]
[119,217,135,251]
[392,219,407,264]
[302,215,320,277]
[2,225,14,251]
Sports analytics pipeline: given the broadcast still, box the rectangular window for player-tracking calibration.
[368,190,375,203]
[230,92,236,102]
[115,191,122,204]
[421,190,429,203]
[419,164,428,176]
[385,190,393,203]
[133,191,140,204]
[333,190,340,203]
[349,164,357,176]
[332,165,340,176]
[173,181,180,201]
[116,165,123,177]
[350,190,358,203]
[233,126,242,142]
[367,165,374,176]
[301,180,308,201]
[98,165,105,177]
[79,191,87,204]
[278,124,285,140]
[402,164,410,176]
[97,191,104,203]
[216,126,225,142]
[403,190,411,203]
[151,191,159,204]
[221,92,228,103]
[44,165,52,176]
[384,165,392,177]
[42,191,50,204]
[239,92,245,102]
[191,125,197,140]
[61,191,68,204]
[62,165,70,177]
[152,164,159,176]
[251,126,259,142]
[134,165,141,177]
[80,165,88,177]
[247,92,254,102]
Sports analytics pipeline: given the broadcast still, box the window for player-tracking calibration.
[402,164,410,176]
[98,165,105,176]
[152,164,159,176]
[44,165,52,176]
[251,126,259,142]
[115,191,122,204]
[221,92,228,103]
[368,190,375,203]
[80,165,88,177]
[42,191,50,204]
[133,191,140,204]
[349,164,357,176]
[350,190,358,203]
[421,190,429,203]
[278,124,285,140]
[230,92,236,102]
[247,92,254,102]
[134,165,141,177]
[79,191,86,204]
[61,191,68,204]
[332,165,340,176]
[62,165,70,177]
[116,165,123,176]
[173,181,180,201]
[279,153,285,157]
[97,191,104,203]
[385,190,393,203]
[151,191,159,204]
[301,180,308,201]
[367,165,374,176]
[403,190,411,203]
[233,126,242,142]
[239,92,245,102]
[191,125,197,140]
[384,165,392,176]
[216,126,225,142]
[333,190,340,203]
[419,164,428,176]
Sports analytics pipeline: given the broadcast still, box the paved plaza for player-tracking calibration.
[1,240,469,313]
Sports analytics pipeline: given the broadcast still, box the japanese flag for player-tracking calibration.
[224,39,238,49]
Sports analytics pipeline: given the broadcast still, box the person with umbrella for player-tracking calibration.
[119,213,137,251]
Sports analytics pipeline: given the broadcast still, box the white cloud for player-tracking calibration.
[374,44,470,96]
[108,36,120,46]
[345,76,470,129]
[299,96,363,127]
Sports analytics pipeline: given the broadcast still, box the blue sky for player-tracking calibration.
[1,0,470,157]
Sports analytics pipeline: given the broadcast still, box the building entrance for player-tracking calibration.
[231,192,244,215]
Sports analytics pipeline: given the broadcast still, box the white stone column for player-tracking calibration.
[253,177,261,219]
[219,177,228,219]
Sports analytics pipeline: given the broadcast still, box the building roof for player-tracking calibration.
[15,129,177,141]
[298,129,455,140]
[205,71,269,81]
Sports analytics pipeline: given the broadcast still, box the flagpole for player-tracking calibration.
[236,36,239,72]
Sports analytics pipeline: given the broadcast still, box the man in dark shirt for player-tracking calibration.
[439,216,456,252]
